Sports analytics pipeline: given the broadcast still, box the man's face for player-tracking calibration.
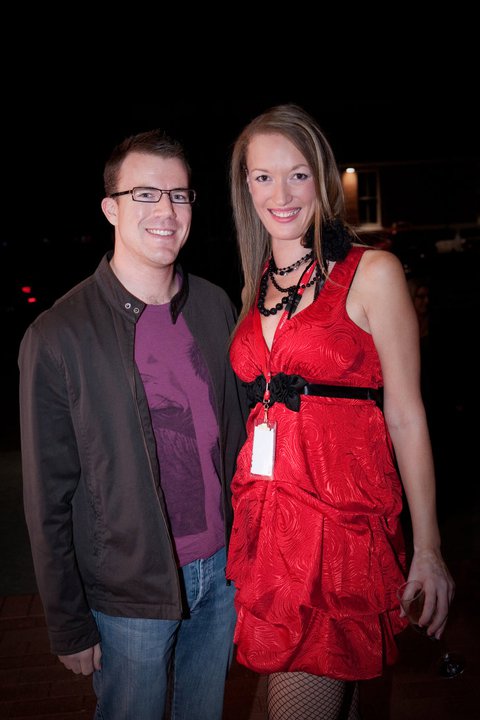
[102,152,192,271]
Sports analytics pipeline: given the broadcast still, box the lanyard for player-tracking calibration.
[276,259,317,333]
[261,259,318,420]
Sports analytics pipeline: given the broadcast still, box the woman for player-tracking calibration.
[407,276,430,340]
[226,104,454,720]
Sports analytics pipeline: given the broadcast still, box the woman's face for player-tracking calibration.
[245,132,317,245]
[414,286,429,316]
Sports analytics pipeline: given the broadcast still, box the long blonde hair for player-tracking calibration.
[230,104,347,325]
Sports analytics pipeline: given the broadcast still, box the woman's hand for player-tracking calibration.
[406,549,455,638]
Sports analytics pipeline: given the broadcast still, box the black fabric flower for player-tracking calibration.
[244,375,267,409]
[303,219,353,261]
[243,373,308,412]
[270,373,307,412]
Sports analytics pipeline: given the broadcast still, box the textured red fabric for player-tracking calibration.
[227,246,409,680]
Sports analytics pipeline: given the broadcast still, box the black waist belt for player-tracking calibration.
[302,383,379,401]
[243,373,383,413]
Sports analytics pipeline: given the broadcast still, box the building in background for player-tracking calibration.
[340,156,479,273]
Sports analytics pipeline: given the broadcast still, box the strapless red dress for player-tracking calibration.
[227,246,409,680]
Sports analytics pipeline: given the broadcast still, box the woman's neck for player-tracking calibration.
[270,243,312,272]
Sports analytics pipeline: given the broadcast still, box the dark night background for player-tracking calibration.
[6,94,479,305]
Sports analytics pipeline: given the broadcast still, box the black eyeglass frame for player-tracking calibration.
[110,186,196,204]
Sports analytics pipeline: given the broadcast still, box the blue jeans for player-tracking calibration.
[91,546,236,720]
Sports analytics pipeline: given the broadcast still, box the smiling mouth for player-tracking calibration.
[147,229,175,236]
[269,209,300,219]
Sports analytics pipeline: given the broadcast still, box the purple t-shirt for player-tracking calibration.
[135,303,224,566]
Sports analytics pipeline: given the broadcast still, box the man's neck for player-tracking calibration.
[109,255,179,305]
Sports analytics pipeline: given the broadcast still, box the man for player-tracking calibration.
[19,129,247,720]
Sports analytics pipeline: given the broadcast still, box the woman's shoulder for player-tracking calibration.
[335,243,402,283]
[352,247,409,304]
[353,245,404,276]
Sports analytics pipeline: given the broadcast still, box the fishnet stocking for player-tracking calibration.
[267,672,360,720]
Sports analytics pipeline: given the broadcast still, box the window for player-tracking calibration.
[357,171,379,226]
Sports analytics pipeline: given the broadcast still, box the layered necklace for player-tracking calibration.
[256,220,353,318]
[257,251,324,318]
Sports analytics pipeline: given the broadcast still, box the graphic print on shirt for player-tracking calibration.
[135,302,224,565]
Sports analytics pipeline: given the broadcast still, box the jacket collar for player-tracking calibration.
[95,251,188,324]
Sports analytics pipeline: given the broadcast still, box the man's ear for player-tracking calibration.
[101,197,118,226]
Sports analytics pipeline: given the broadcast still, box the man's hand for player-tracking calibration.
[58,643,102,675]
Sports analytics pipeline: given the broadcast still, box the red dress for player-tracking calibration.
[227,246,409,681]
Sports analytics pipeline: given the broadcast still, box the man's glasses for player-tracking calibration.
[110,187,196,204]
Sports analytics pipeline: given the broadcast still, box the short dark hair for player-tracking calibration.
[103,129,191,196]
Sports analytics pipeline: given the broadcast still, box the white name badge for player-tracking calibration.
[250,420,276,478]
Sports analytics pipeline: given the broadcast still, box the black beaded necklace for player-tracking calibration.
[256,219,353,319]
[271,251,313,276]
[257,258,321,317]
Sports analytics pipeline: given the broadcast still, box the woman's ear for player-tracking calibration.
[101,197,118,226]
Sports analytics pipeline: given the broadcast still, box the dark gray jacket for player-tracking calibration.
[19,253,247,656]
